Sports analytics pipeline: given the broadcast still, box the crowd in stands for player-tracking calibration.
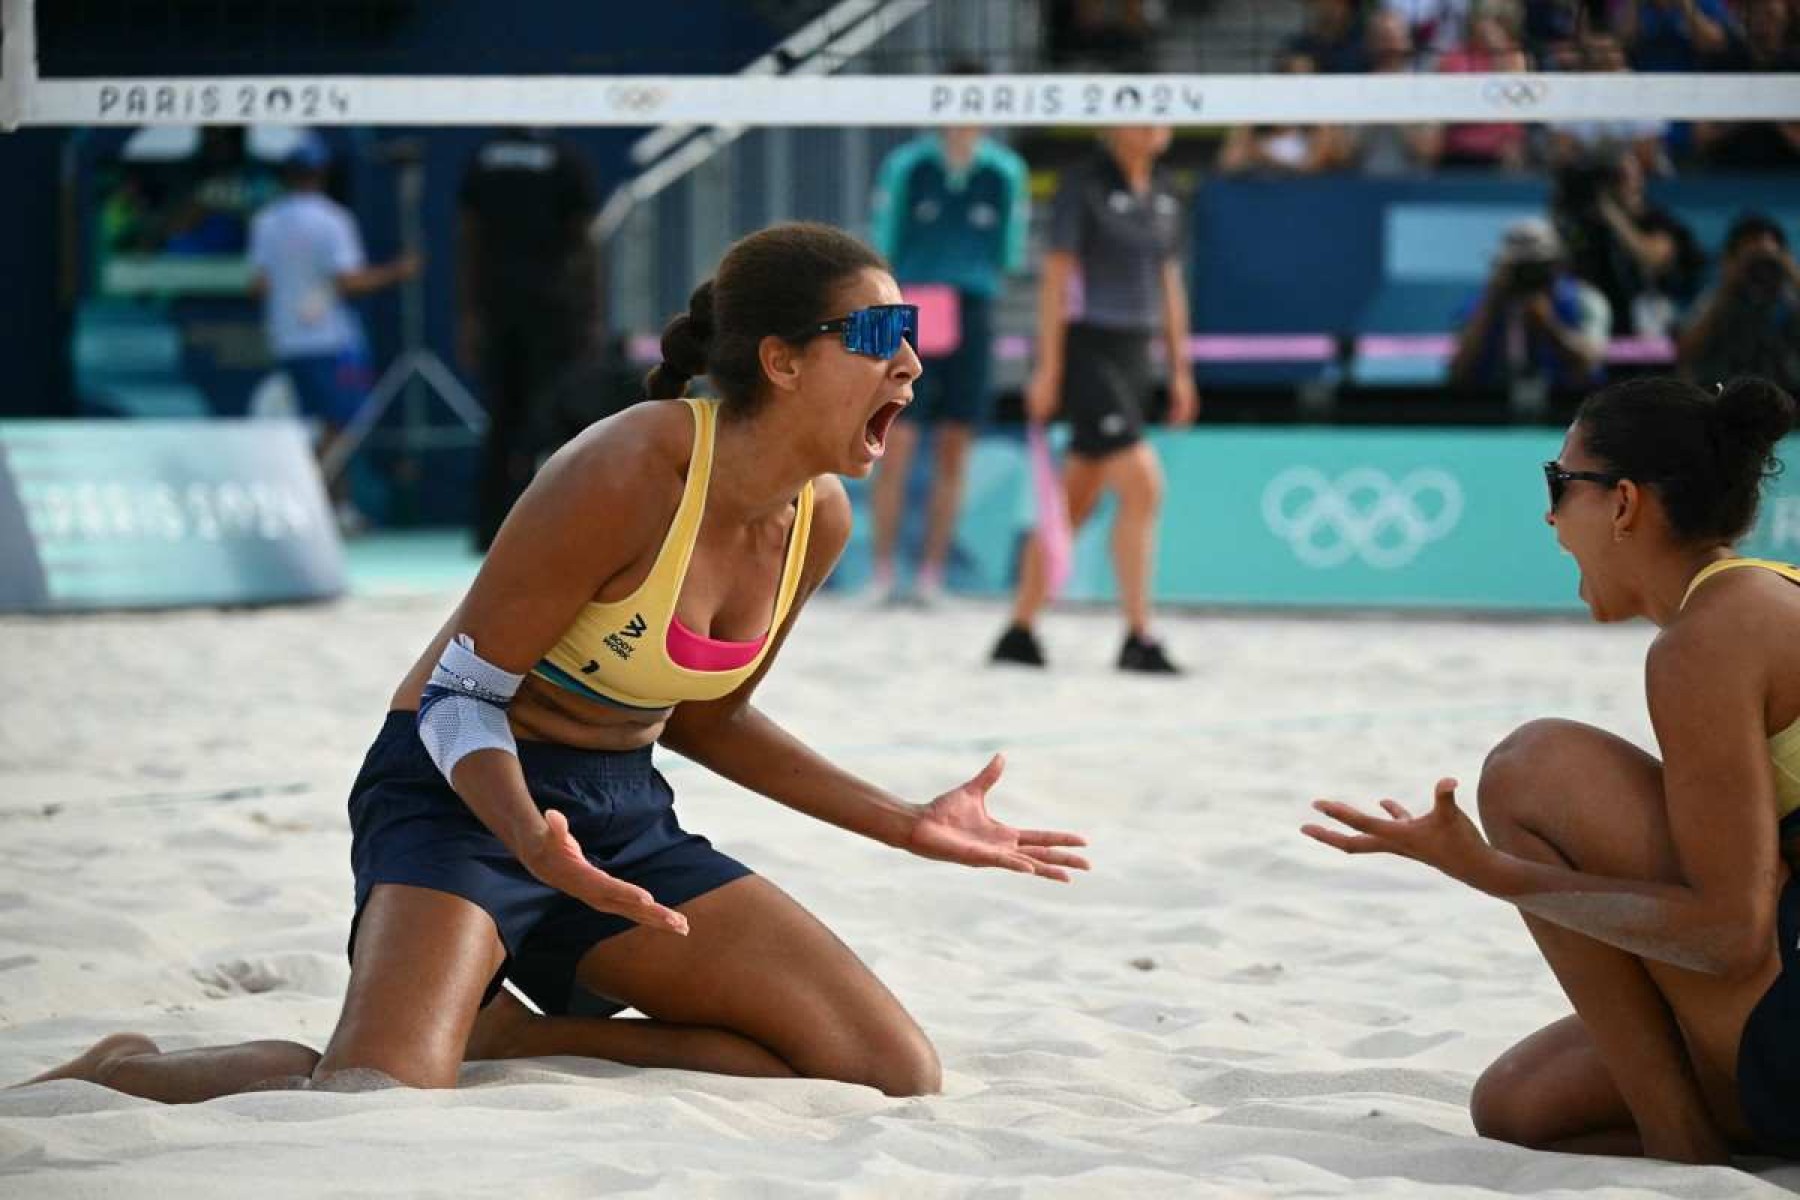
[1201,0,1799,395]
[1209,0,1800,176]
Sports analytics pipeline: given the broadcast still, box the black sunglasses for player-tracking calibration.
[1543,460,1623,509]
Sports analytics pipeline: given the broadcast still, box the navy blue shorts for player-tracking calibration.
[1739,870,1800,1154]
[281,351,369,427]
[910,290,995,427]
[345,711,752,1015]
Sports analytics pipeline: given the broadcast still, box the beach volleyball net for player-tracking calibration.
[6,0,1796,413]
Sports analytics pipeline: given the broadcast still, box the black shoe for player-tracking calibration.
[990,623,1047,667]
[1118,633,1181,675]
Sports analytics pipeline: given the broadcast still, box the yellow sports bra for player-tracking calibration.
[1680,557,1800,820]
[532,398,814,711]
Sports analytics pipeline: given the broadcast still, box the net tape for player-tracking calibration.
[7,72,1798,131]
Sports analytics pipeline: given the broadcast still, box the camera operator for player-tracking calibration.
[1678,212,1800,393]
[1553,148,1703,338]
[1450,218,1611,393]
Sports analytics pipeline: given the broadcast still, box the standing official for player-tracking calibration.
[990,127,1198,674]
[866,106,1029,605]
[458,129,602,551]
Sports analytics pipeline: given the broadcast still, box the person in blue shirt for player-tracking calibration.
[1616,0,1737,71]
[866,111,1029,605]
[1449,218,1612,395]
[249,135,418,525]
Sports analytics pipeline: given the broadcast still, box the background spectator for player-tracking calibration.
[1693,0,1800,169]
[249,135,419,528]
[1218,55,1353,176]
[1436,0,1534,170]
[1381,0,1473,55]
[1546,32,1671,177]
[1046,0,1157,71]
[1450,218,1611,392]
[866,104,1030,605]
[1283,0,1372,73]
[1521,0,1604,64]
[1553,147,1704,337]
[1350,12,1447,175]
[1614,0,1736,71]
[1678,212,1800,393]
[456,127,601,552]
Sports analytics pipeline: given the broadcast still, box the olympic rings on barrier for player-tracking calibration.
[1481,78,1549,109]
[1261,466,1465,569]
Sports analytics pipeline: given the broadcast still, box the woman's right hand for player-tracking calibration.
[519,810,690,934]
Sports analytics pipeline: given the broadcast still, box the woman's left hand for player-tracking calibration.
[1301,777,1492,883]
[907,754,1091,882]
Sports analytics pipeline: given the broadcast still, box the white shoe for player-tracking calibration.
[912,565,946,608]
[334,500,370,538]
[861,563,898,607]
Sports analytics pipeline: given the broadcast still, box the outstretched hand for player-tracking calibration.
[521,809,691,935]
[906,754,1090,882]
[1301,777,1491,883]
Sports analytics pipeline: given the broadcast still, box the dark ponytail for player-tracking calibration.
[644,281,716,400]
[1577,374,1797,544]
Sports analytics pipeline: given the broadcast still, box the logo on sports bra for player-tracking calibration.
[600,612,648,661]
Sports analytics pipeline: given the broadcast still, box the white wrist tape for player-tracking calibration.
[416,634,524,781]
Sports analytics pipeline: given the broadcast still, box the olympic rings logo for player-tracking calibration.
[605,85,667,115]
[1482,78,1549,108]
[1261,466,1464,569]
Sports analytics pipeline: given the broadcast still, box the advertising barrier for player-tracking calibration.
[0,419,345,612]
[848,426,1800,613]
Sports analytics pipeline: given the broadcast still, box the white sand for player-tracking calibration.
[1,592,1795,1198]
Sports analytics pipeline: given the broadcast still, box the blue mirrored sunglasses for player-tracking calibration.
[803,304,919,359]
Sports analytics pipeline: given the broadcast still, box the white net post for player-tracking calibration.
[0,0,37,133]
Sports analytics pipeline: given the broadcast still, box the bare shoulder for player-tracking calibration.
[526,402,691,514]
[485,401,694,577]
[552,401,692,486]
[810,474,851,546]
[1647,573,1790,701]
[800,474,852,587]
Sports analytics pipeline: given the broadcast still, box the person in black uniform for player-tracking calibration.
[990,126,1199,674]
[458,128,602,551]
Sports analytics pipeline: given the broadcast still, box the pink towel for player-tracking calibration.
[1027,424,1073,598]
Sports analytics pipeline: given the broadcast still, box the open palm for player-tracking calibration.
[907,754,1090,882]
[524,809,691,935]
[1301,777,1490,882]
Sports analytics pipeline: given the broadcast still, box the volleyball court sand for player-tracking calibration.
[2,594,1796,1198]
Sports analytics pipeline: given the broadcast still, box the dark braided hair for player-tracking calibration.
[643,222,887,416]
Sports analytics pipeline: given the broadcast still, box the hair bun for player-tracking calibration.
[1715,375,1797,451]
[684,280,716,342]
[643,281,719,400]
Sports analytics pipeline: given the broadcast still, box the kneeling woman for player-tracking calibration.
[24,222,1088,1101]
[1306,375,1800,1163]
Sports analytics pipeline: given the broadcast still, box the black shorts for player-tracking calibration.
[910,291,995,427]
[1740,867,1800,1154]
[345,712,752,1015]
[1062,323,1153,459]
